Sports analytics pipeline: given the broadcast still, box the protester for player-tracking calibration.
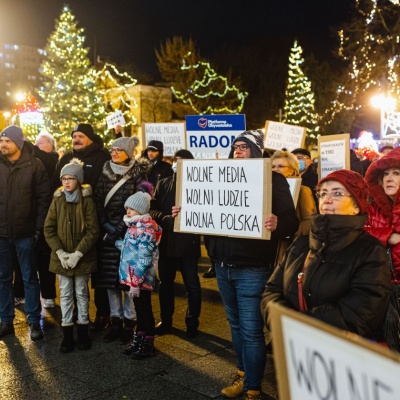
[0,125,50,341]
[150,149,202,338]
[142,140,173,187]
[44,159,99,352]
[94,136,152,344]
[117,192,162,359]
[262,169,390,345]
[53,123,111,331]
[205,131,298,400]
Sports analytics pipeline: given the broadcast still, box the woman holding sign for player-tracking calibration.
[262,170,390,344]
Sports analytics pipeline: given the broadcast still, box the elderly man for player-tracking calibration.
[52,123,112,331]
[206,130,299,400]
[0,125,50,341]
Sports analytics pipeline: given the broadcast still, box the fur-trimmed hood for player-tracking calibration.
[365,147,400,218]
[53,184,92,198]
[101,158,150,181]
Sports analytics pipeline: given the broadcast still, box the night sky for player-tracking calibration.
[1,0,353,79]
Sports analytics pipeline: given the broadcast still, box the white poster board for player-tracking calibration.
[269,303,400,400]
[144,123,186,156]
[318,133,350,179]
[106,110,126,129]
[286,177,302,207]
[264,121,306,151]
[174,159,272,240]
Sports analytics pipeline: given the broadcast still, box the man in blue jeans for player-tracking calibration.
[0,125,50,341]
[205,130,299,400]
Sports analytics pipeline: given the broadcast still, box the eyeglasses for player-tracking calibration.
[231,144,249,151]
[61,177,76,183]
[110,148,124,155]
[316,191,351,200]
[272,164,290,170]
[296,156,310,160]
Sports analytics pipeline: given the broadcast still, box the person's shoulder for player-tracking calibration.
[81,184,93,197]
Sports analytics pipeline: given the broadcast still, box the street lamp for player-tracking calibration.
[371,94,396,139]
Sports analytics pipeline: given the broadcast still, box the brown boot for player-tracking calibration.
[103,317,123,342]
[221,370,244,398]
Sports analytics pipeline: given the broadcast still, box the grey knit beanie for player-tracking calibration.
[0,125,24,150]
[229,129,264,159]
[60,158,84,184]
[112,136,139,159]
[124,192,151,215]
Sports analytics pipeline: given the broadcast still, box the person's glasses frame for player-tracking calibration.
[110,148,123,155]
[60,177,76,183]
[316,190,352,201]
[231,144,250,151]
[272,164,290,170]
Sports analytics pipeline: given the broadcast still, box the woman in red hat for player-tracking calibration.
[262,169,390,342]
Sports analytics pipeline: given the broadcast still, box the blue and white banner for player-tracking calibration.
[185,114,246,159]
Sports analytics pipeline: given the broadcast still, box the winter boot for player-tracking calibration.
[132,335,156,359]
[60,326,75,353]
[103,317,123,343]
[120,317,137,345]
[123,331,144,356]
[77,323,91,350]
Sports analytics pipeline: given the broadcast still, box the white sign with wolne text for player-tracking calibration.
[144,123,185,156]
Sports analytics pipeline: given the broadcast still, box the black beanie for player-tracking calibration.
[174,149,194,159]
[228,130,264,159]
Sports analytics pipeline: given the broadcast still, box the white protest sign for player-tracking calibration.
[318,133,350,179]
[286,177,302,207]
[106,110,126,129]
[144,123,185,156]
[269,303,400,400]
[264,121,306,151]
[174,159,272,239]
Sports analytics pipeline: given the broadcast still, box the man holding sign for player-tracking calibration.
[203,130,298,400]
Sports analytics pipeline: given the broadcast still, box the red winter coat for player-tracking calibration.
[364,147,400,281]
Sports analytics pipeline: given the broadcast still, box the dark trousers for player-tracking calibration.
[158,256,201,329]
[94,287,110,317]
[133,290,155,335]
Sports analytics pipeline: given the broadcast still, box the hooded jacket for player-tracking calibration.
[365,147,400,279]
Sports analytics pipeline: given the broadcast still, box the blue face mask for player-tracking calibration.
[299,159,306,172]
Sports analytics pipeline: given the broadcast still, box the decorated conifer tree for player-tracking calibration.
[39,5,106,147]
[283,40,319,144]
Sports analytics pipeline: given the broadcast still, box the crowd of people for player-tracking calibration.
[0,122,398,400]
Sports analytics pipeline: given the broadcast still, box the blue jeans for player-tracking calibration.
[0,237,41,324]
[215,262,270,392]
[107,289,137,320]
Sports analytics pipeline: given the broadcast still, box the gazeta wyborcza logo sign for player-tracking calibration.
[185,114,246,158]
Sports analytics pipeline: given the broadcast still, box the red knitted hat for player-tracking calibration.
[317,169,369,213]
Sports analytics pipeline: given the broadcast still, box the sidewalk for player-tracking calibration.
[0,263,278,400]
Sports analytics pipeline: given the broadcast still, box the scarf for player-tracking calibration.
[109,159,135,176]
[64,188,80,203]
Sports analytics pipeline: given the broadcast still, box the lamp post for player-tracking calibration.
[371,94,396,139]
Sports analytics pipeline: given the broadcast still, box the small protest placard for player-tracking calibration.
[144,123,185,156]
[318,133,350,179]
[174,158,272,239]
[269,303,400,400]
[264,121,306,151]
[286,177,302,207]
[106,110,126,129]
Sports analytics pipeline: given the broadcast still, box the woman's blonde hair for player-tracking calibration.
[271,149,300,176]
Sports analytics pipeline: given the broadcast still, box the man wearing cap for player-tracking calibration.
[52,123,111,331]
[0,125,50,341]
[149,149,202,338]
[292,147,319,207]
[142,140,173,187]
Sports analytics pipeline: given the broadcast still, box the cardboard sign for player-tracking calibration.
[144,123,185,157]
[106,110,126,129]
[269,303,400,400]
[264,121,306,151]
[286,177,302,207]
[174,158,272,239]
[185,114,246,159]
[318,133,350,179]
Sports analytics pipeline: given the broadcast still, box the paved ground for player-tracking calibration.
[0,261,278,400]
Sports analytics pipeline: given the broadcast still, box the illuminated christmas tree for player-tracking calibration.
[283,40,319,144]
[39,5,106,147]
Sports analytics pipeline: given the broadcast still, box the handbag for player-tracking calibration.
[383,247,400,352]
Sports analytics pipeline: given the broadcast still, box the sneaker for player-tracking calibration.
[15,297,25,306]
[43,299,55,308]
[0,323,15,339]
[221,372,245,398]
[29,323,44,341]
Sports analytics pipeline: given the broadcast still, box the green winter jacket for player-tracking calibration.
[44,185,99,276]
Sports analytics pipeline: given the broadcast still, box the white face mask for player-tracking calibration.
[171,162,177,173]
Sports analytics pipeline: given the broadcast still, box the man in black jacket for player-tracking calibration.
[150,149,201,338]
[52,123,112,331]
[142,140,173,187]
[0,125,50,341]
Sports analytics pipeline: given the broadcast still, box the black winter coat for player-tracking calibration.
[205,172,298,268]
[147,159,173,187]
[93,159,151,289]
[150,174,200,258]
[51,142,111,192]
[262,214,391,340]
[0,146,50,238]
